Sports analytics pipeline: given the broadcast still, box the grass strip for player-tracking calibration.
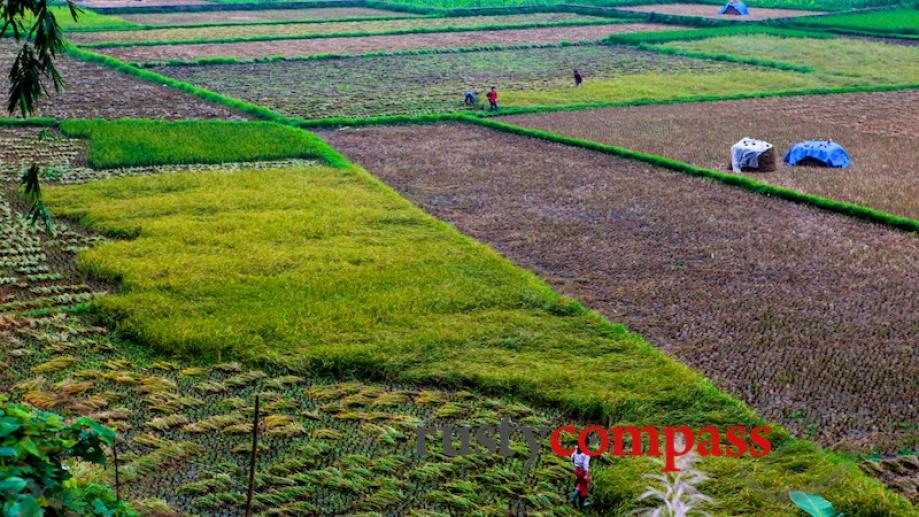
[461,115,919,234]
[605,24,836,45]
[0,118,58,127]
[58,119,341,168]
[79,18,626,48]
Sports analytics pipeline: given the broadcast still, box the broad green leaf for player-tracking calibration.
[0,418,21,438]
[0,477,28,493]
[17,437,48,462]
[789,491,839,517]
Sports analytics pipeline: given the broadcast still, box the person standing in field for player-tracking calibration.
[574,69,583,87]
[487,86,499,111]
[570,444,590,508]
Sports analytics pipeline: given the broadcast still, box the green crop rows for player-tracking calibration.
[787,7,919,36]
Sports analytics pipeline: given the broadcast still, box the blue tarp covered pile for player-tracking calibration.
[720,1,750,15]
[783,140,851,168]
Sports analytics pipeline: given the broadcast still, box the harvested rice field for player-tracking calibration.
[0,41,244,119]
[500,90,919,219]
[322,123,919,455]
[72,13,609,45]
[73,0,213,7]
[618,3,824,20]
[105,23,665,63]
[118,6,420,24]
[153,45,802,118]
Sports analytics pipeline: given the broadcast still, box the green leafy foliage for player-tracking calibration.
[19,164,53,233]
[0,398,135,516]
[1,0,78,115]
[58,119,343,168]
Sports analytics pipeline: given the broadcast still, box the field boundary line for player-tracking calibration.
[459,115,919,234]
[78,18,628,48]
[129,40,600,67]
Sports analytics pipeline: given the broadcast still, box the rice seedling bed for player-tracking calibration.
[790,8,919,36]
[151,45,765,118]
[0,127,88,176]
[118,6,419,24]
[320,123,919,455]
[617,3,825,20]
[0,41,245,120]
[71,13,606,45]
[499,90,919,220]
[43,6,140,31]
[105,23,661,63]
[0,192,104,314]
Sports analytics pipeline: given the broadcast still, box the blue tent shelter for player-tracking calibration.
[784,140,851,168]
[720,0,750,15]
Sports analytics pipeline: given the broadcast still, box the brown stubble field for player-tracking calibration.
[321,123,919,455]
[118,6,419,25]
[500,91,919,220]
[618,3,824,20]
[0,41,244,119]
[98,23,676,63]
[73,0,212,8]
[70,13,601,44]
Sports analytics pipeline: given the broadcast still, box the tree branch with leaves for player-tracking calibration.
[2,0,79,233]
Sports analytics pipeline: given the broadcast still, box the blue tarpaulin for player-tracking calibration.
[720,1,750,15]
[784,140,851,168]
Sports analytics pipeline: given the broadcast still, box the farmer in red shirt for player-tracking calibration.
[487,86,499,111]
[570,444,590,508]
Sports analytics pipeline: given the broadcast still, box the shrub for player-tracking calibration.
[0,397,135,516]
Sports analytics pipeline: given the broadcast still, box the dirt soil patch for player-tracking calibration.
[152,43,738,119]
[500,91,919,220]
[619,3,823,20]
[72,13,602,44]
[119,6,417,25]
[321,123,919,454]
[100,23,670,62]
[0,41,244,119]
